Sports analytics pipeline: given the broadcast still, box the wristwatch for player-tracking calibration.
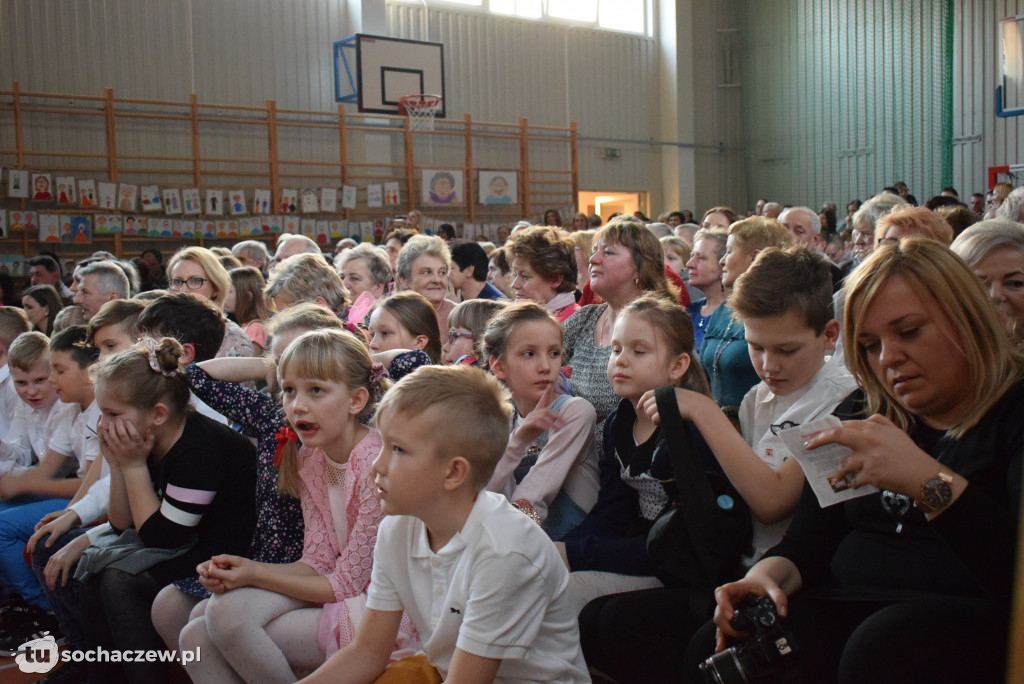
[915,466,955,513]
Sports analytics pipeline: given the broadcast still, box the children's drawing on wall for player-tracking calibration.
[478,170,516,205]
[78,179,96,208]
[162,188,182,215]
[384,182,401,206]
[230,190,246,216]
[341,185,357,210]
[179,220,195,238]
[8,170,29,198]
[55,176,76,204]
[0,256,25,277]
[422,169,462,205]
[140,185,162,212]
[280,189,298,214]
[31,174,53,201]
[182,188,201,215]
[253,189,271,215]
[199,220,216,238]
[300,218,316,239]
[320,188,337,213]
[39,214,59,243]
[206,189,223,216]
[98,182,116,209]
[94,215,122,234]
[301,190,319,214]
[366,184,383,208]
[71,216,91,243]
[118,183,138,212]
[154,218,173,237]
[0,210,6,238]
[123,215,139,236]
[316,220,329,245]
[22,212,37,234]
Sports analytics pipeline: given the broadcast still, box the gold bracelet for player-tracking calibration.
[512,498,541,525]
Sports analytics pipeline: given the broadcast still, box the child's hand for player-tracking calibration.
[197,559,228,593]
[43,533,91,589]
[200,554,257,592]
[99,417,154,469]
[28,511,78,554]
[514,382,561,444]
[640,387,696,425]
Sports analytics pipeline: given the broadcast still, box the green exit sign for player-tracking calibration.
[602,147,621,159]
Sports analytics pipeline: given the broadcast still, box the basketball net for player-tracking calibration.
[399,94,442,132]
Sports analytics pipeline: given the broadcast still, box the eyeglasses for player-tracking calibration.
[168,276,209,291]
[447,331,473,344]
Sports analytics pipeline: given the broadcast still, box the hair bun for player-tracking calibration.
[154,337,185,374]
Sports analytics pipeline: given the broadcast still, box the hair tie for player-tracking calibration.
[369,362,389,388]
[273,426,299,468]
[140,338,177,378]
[344,319,360,335]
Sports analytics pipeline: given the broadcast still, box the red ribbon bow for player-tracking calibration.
[273,426,299,468]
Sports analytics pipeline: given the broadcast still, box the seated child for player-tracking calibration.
[0,327,101,650]
[368,292,442,364]
[0,308,32,439]
[301,366,589,684]
[576,249,858,683]
[441,298,507,366]
[25,300,145,661]
[483,302,598,539]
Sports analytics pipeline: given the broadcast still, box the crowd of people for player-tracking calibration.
[0,185,1018,684]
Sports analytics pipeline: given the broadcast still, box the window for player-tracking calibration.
[399,0,649,36]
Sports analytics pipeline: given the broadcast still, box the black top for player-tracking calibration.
[139,412,257,585]
[767,380,1024,608]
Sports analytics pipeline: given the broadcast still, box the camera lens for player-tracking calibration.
[699,649,747,684]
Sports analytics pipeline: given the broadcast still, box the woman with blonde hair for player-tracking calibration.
[167,246,253,358]
[874,205,953,247]
[951,218,1024,351]
[695,238,1024,683]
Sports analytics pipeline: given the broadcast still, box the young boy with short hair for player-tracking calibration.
[0,308,32,440]
[659,246,859,561]
[0,326,101,649]
[86,298,145,357]
[302,365,590,684]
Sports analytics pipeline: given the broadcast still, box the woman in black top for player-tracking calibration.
[687,239,1024,684]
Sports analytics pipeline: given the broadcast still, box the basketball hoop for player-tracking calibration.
[399,94,443,132]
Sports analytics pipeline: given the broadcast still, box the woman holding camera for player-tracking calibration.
[687,239,1024,684]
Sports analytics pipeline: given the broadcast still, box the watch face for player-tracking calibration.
[921,478,953,511]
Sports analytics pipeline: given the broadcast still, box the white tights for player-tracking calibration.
[179,587,326,683]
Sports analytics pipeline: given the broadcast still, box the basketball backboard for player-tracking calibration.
[334,34,445,117]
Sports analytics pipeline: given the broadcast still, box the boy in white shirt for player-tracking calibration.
[23,302,144,665]
[0,326,100,651]
[302,366,590,684]
[0,309,32,440]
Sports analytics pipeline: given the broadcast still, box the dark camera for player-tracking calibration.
[699,596,800,684]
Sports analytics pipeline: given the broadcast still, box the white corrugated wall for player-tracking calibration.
[953,0,1024,195]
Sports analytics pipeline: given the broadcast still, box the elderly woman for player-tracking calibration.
[874,205,953,247]
[700,217,792,412]
[265,252,349,317]
[952,218,1024,350]
[691,239,1024,684]
[487,247,515,299]
[334,242,392,307]
[167,247,253,358]
[508,226,580,322]
[684,227,728,350]
[396,234,458,337]
[846,193,908,274]
[563,219,678,443]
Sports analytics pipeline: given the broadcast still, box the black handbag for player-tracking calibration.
[646,385,752,621]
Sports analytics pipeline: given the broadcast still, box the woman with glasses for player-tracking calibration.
[166,247,254,358]
[873,206,953,248]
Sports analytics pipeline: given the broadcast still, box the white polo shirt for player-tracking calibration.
[48,400,101,477]
[367,491,590,683]
[738,359,859,563]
